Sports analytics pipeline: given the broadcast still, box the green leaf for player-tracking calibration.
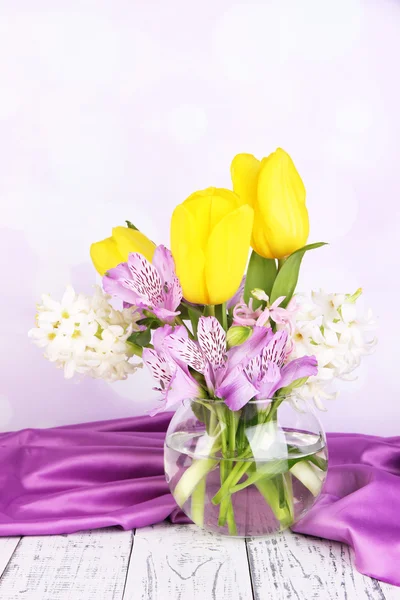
[278,377,310,397]
[125,220,138,230]
[127,328,152,347]
[188,306,201,337]
[126,342,143,358]
[137,316,161,330]
[244,250,277,309]
[270,242,327,307]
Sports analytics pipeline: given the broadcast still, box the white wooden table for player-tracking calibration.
[0,522,398,599]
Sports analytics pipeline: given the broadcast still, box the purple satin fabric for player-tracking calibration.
[0,415,399,586]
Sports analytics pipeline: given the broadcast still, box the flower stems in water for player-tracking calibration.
[173,397,327,535]
[191,476,206,527]
[174,457,218,508]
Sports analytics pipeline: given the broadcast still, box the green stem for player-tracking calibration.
[208,408,218,437]
[211,398,284,505]
[206,305,215,317]
[174,316,194,339]
[191,476,206,527]
[254,473,294,530]
[277,258,287,272]
[221,302,228,332]
[226,502,238,535]
[228,409,237,455]
[290,460,323,497]
[174,454,218,507]
[212,460,250,505]
[229,460,288,494]
[217,408,238,527]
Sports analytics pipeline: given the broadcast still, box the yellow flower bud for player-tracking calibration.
[231,148,309,259]
[90,226,156,276]
[170,187,253,305]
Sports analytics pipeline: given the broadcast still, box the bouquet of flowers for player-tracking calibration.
[29,148,376,537]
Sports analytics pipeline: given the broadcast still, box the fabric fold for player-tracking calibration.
[0,415,399,586]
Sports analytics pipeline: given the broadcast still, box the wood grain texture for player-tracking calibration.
[123,521,253,600]
[1,525,398,600]
[246,529,397,600]
[0,528,133,600]
[0,538,20,579]
[380,582,400,600]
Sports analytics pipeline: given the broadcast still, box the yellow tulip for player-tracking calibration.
[231,148,309,259]
[90,226,156,275]
[171,187,254,305]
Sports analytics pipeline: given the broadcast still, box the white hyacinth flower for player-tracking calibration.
[29,285,142,382]
[289,289,377,409]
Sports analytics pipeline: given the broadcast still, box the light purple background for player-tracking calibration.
[1,1,399,434]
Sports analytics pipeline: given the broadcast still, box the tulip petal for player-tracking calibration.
[231,153,261,209]
[171,204,209,304]
[90,238,125,276]
[183,188,240,246]
[112,226,156,263]
[254,148,309,258]
[205,204,254,305]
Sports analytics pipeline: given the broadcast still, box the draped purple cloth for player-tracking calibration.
[0,415,399,586]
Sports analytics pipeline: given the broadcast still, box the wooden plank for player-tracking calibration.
[0,538,20,579]
[124,521,253,600]
[380,582,400,600]
[246,529,390,600]
[0,528,133,600]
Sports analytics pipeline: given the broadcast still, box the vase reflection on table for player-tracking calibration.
[165,397,327,537]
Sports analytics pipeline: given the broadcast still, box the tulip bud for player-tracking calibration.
[171,187,253,305]
[231,148,309,259]
[90,226,156,276]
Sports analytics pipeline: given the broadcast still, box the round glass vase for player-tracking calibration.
[164,397,327,538]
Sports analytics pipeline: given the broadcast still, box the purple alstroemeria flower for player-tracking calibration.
[103,245,182,324]
[244,330,318,399]
[164,316,274,411]
[226,276,245,310]
[142,325,205,415]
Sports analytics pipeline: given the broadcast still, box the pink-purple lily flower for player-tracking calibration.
[103,245,182,324]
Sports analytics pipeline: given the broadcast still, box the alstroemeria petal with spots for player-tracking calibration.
[263,330,288,367]
[142,348,175,391]
[152,245,182,311]
[164,335,207,373]
[127,253,164,307]
[197,316,226,370]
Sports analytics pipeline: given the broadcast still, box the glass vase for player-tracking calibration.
[164,397,327,537]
